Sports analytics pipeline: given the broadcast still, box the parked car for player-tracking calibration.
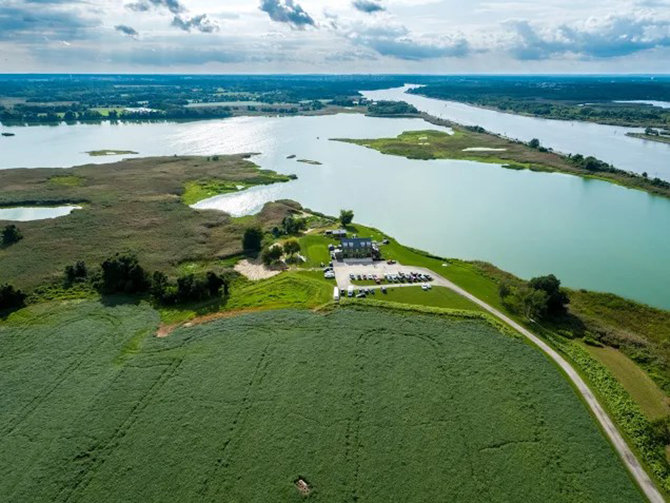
[421,283,429,291]
[350,273,355,280]
[381,286,387,294]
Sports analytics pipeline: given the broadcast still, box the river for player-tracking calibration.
[363,85,670,180]
[1,107,669,308]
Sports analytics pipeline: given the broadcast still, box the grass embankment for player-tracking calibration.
[627,133,670,145]
[362,286,484,312]
[0,155,298,290]
[584,344,670,420]
[158,271,333,325]
[337,126,670,199]
[0,302,643,502]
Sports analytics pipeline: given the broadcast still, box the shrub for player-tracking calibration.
[0,283,26,311]
[242,227,263,253]
[262,245,283,266]
[1,224,23,246]
[339,209,354,226]
[283,239,301,257]
[64,261,88,285]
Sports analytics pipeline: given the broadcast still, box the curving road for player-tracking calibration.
[429,268,665,503]
[334,261,664,502]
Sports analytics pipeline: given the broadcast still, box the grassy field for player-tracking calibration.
[375,285,484,311]
[0,302,643,502]
[0,155,296,290]
[338,126,670,199]
[585,344,670,420]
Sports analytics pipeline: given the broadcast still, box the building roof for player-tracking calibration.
[341,237,373,249]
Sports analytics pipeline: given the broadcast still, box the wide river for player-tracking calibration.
[366,85,670,180]
[1,100,669,309]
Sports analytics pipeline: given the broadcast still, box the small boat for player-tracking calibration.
[1,132,16,137]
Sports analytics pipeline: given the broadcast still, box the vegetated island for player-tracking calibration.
[2,154,670,498]
[296,159,322,165]
[335,118,670,199]
[86,149,139,156]
[627,131,670,145]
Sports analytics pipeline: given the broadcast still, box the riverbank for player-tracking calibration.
[627,132,670,145]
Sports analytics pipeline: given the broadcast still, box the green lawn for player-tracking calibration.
[296,233,336,268]
[376,285,484,311]
[0,302,642,502]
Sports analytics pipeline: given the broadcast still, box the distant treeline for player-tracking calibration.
[410,76,670,127]
[0,106,233,124]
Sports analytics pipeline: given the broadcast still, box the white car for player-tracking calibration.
[324,271,335,279]
[421,283,429,291]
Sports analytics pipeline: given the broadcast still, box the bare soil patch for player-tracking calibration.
[234,258,284,281]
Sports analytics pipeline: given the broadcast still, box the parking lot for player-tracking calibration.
[332,260,439,290]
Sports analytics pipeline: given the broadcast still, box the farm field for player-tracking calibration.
[0,302,642,502]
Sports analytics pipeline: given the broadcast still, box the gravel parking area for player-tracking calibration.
[333,260,437,290]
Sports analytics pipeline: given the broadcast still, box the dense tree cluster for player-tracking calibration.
[271,215,308,237]
[151,271,229,305]
[367,100,419,116]
[99,253,151,295]
[499,274,570,320]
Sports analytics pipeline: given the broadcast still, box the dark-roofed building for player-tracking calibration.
[341,237,373,259]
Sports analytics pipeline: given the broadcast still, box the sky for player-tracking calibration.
[1,0,670,73]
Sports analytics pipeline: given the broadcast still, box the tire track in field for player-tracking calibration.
[0,310,124,437]
[400,328,489,499]
[342,329,374,503]
[198,335,277,502]
[0,357,86,439]
[56,357,184,503]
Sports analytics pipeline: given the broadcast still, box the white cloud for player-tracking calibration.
[1,0,670,72]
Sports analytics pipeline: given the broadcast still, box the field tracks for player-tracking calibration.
[199,337,277,501]
[55,357,184,503]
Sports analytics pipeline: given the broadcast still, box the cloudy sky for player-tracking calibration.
[1,0,670,73]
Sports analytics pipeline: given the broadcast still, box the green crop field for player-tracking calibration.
[0,301,642,502]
